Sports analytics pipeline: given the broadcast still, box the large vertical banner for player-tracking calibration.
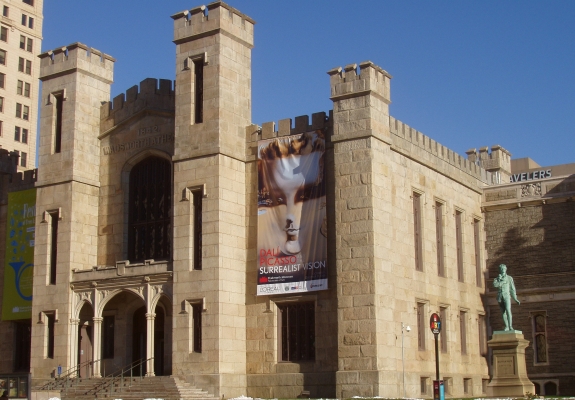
[2,188,36,320]
[257,131,327,295]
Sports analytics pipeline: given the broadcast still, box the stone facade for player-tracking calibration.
[0,1,573,399]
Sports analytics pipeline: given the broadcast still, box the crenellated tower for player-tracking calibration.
[31,43,114,377]
[170,2,254,397]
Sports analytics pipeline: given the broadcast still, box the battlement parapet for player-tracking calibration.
[1,169,37,193]
[328,61,391,103]
[172,1,255,48]
[245,112,332,160]
[39,42,115,84]
[466,145,512,173]
[390,116,492,185]
[0,149,18,175]
[100,78,175,132]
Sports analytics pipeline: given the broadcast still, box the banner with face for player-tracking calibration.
[257,131,328,295]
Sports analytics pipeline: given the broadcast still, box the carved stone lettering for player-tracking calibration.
[497,356,516,376]
[102,133,174,155]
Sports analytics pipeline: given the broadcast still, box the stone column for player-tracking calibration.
[69,319,80,375]
[92,317,103,378]
[145,312,155,377]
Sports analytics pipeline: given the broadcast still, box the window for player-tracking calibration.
[0,121,3,136]
[21,14,27,26]
[0,26,7,42]
[193,189,202,270]
[23,0,34,5]
[53,92,63,153]
[193,58,203,124]
[20,151,26,167]
[14,126,20,141]
[28,17,34,29]
[440,306,448,353]
[16,103,28,120]
[413,192,423,271]
[46,313,55,358]
[455,210,464,282]
[0,73,4,88]
[420,377,429,395]
[2,6,8,17]
[192,304,202,353]
[102,315,115,358]
[435,201,444,276]
[0,96,3,112]
[474,218,482,287]
[22,128,27,143]
[48,210,59,285]
[478,314,487,356]
[443,378,452,395]
[17,81,30,97]
[463,378,472,395]
[19,57,32,74]
[128,157,172,262]
[26,37,32,52]
[278,302,315,361]
[460,310,467,355]
[19,35,25,50]
[417,302,426,350]
[0,49,5,65]
[532,313,548,364]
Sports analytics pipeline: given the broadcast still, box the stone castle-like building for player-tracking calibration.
[0,2,573,398]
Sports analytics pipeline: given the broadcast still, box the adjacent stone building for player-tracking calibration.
[0,2,573,398]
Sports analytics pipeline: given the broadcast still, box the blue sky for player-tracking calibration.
[42,1,575,168]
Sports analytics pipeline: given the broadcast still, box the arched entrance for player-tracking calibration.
[78,302,93,378]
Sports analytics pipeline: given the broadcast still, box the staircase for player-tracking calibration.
[48,376,215,400]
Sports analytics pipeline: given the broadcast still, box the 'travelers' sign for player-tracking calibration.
[510,169,551,183]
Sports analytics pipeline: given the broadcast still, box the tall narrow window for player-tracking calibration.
[28,17,33,29]
[102,315,115,358]
[128,157,172,262]
[435,202,444,276]
[0,49,6,65]
[26,37,32,52]
[2,6,8,17]
[17,80,23,95]
[46,314,55,358]
[193,59,203,124]
[474,218,482,287]
[460,310,467,355]
[413,192,423,271]
[21,14,27,26]
[417,302,426,350]
[192,189,202,270]
[0,96,3,112]
[21,128,28,144]
[14,127,20,141]
[20,152,26,167]
[23,105,29,120]
[24,82,30,97]
[54,93,63,153]
[0,73,5,88]
[25,59,31,74]
[455,210,464,282]
[192,304,202,353]
[19,35,25,50]
[0,26,6,41]
[532,313,548,364]
[278,302,315,361]
[440,306,448,353]
[48,210,59,285]
[478,314,487,356]
[16,103,22,118]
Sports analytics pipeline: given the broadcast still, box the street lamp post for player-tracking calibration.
[402,322,411,398]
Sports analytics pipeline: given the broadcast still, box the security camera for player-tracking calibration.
[406,326,411,332]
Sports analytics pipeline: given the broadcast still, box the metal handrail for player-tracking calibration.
[83,357,153,397]
[39,359,100,390]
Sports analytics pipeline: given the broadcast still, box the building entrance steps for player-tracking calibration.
[34,375,215,400]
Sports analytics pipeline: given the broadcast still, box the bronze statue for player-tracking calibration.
[493,264,520,331]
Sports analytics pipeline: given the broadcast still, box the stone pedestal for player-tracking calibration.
[487,331,535,397]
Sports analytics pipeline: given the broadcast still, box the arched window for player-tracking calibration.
[128,157,172,262]
[532,313,548,364]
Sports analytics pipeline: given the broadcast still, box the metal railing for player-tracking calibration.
[82,357,153,397]
[39,359,99,391]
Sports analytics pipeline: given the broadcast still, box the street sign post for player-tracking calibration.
[430,313,444,400]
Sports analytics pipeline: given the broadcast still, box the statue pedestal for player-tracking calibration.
[487,331,535,397]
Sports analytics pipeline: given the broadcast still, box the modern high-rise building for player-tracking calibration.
[0,0,43,170]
